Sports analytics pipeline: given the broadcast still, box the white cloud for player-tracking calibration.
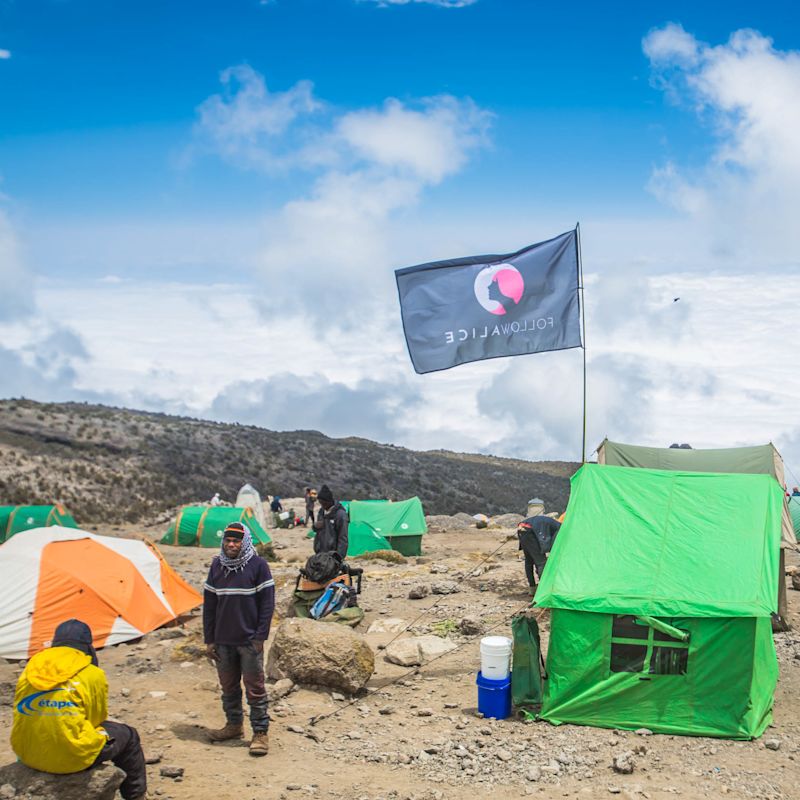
[643,25,800,265]
[192,64,321,172]
[0,50,10,60]
[362,0,477,7]
[0,212,36,321]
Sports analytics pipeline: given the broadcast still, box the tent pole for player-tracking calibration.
[577,222,587,464]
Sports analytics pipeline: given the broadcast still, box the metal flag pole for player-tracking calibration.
[576,222,587,464]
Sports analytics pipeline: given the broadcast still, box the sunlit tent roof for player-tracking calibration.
[536,464,782,618]
[161,506,271,548]
[597,438,795,548]
[0,505,78,543]
[0,526,202,659]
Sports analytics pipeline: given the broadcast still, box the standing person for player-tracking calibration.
[11,619,146,800]
[304,487,316,528]
[313,484,349,559]
[270,496,283,527]
[204,522,275,756]
[517,515,562,594]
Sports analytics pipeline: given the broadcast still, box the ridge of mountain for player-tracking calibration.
[0,398,577,524]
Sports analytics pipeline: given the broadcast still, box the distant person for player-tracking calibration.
[11,619,146,800]
[313,484,348,560]
[793,487,800,497]
[517,515,562,594]
[304,487,316,528]
[210,492,222,506]
[204,522,275,757]
[270,496,284,527]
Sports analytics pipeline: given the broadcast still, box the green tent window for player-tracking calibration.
[610,615,690,677]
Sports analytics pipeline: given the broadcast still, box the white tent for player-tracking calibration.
[235,483,266,528]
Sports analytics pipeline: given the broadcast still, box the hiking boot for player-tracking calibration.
[207,722,244,742]
[249,730,269,756]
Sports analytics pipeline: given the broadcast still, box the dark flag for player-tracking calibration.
[395,229,582,374]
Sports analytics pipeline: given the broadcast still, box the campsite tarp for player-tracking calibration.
[161,506,271,548]
[535,464,781,738]
[0,505,78,543]
[0,526,202,659]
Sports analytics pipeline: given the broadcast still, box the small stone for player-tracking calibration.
[525,766,541,782]
[159,765,184,779]
[611,751,635,774]
[286,784,302,791]
[431,581,460,595]
[764,738,781,751]
[0,784,16,799]
[346,730,363,740]
[496,748,513,762]
[331,692,345,701]
[444,702,458,709]
[459,617,483,636]
[144,753,162,765]
[379,707,394,715]
[417,708,434,717]
[149,691,168,699]
[120,688,131,698]
[608,788,621,795]
[634,728,653,736]
[408,584,430,600]
[287,725,305,734]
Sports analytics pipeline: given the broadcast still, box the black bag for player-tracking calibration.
[302,551,343,584]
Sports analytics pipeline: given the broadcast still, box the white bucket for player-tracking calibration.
[480,636,512,680]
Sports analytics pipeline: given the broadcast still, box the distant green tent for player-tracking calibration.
[535,464,782,739]
[0,505,78,543]
[789,496,800,541]
[348,497,427,556]
[161,506,271,548]
[307,497,427,556]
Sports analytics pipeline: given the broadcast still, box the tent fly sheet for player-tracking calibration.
[348,497,427,556]
[535,464,782,739]
[0,505,78,543]
[161,506,271,548]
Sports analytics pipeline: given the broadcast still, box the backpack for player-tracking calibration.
[310,582,350,620]
[301,551,343,584]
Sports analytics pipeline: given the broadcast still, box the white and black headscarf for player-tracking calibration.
[218,522,256,574]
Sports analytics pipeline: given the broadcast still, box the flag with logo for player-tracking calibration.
[395,229,582,374]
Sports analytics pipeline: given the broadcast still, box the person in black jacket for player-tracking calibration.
[517,515,561,593]
[313,485,348,559]
[203,522,275,756]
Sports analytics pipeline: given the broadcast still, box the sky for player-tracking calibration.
[2,0,800,479]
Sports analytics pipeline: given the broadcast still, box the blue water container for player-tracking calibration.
[476,670,512,720]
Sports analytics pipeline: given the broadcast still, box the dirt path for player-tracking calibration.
[1,519,798,800]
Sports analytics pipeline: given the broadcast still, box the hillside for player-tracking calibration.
[0,399,577,524]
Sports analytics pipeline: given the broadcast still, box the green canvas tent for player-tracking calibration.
[0,505,78,543]
[160,506,271,548]
[535,464,782,739]
[348,497,427,556]
[788,496,800,541]
[597,438,794,628]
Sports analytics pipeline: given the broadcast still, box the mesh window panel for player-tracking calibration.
[649,646,689,675]
[611,615,649,640]
[610,642,647,673]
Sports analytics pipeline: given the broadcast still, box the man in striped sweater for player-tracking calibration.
[203,522,275,756]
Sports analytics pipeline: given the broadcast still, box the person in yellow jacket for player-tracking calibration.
[11,619,146,800]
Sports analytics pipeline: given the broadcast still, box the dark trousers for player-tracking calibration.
[519,531,548,587]
[305,505,314,526]
[216,643,269,732]
[94,721,146,800]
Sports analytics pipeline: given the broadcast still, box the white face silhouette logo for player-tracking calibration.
[473,264,525,316]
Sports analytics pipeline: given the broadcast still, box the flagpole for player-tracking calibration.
[576,222,587,464]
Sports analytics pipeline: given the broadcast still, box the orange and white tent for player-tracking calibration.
[0,526,202,659]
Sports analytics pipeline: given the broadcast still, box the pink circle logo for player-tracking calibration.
[473,264,524,316]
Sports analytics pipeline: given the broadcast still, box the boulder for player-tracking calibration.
[792,572,800,592]
[490,513,524,529]
[0,763,124,800]
[367,618,408,634]
[408,584,430,600]
[384,635,458,667]
[431,581,460,595]
[267,618,374,694]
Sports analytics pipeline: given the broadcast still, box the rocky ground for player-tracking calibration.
[0,502,798,800]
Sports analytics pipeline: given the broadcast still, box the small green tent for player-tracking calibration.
[161,506,271,548]
[789,496,800,541]
[0,505,78,543]
[348,497,427,556]
[535,464,781,739]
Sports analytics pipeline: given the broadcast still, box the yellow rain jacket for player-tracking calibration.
[11,646,109,773]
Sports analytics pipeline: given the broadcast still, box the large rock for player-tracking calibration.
[267,618,374,694]
[0,763,124,800]
[384,635,458,667]
[490,513,524,528]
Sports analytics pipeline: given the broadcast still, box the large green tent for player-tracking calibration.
[597,438,794,628]
[161,506,271,548]
[0,505,78,543]
[788,496,800,541]
[535,464,781,739]
[348,497,427,556]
